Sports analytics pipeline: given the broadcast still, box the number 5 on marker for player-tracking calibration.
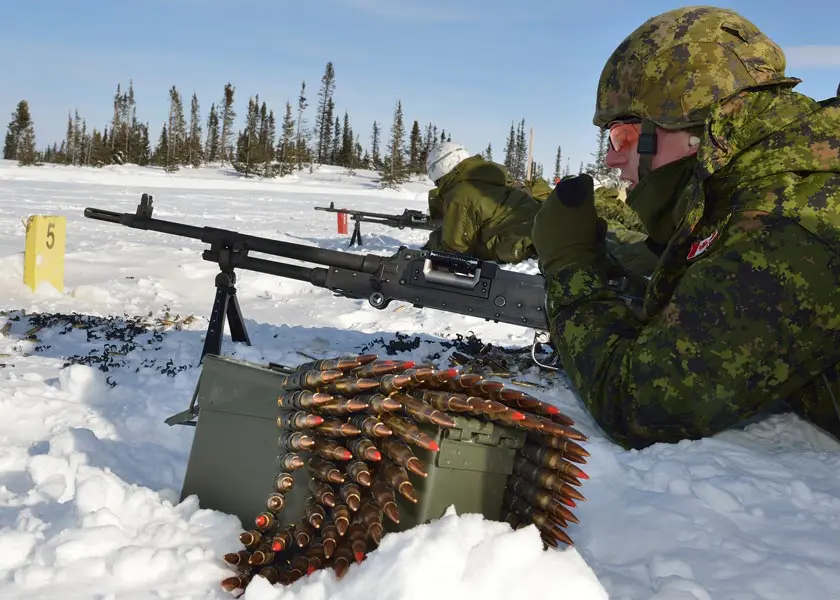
[23,215,66,293]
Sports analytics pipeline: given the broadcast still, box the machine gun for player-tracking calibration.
[314,202,442,247]
[84,195,636,398]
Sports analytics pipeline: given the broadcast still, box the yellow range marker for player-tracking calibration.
[23,215,66,293]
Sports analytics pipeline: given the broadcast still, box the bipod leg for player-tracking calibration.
[349,219,363,247]
[201,270,251,360]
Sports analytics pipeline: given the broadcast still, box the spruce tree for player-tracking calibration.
[408,120,422,173]
[188,93,203,167]
[315,62,336,164]
[295,81,309,169]
[330,114,341,165]
[3,105,21,160]
[503,123,516,174]
[234,96,262,176]
[278,101,296,176]
[370,121,381,170]
[167,86,187,166]
[484,143,493,161]
[553,145,562,180]
[205,103,220,163]
[15,101,37,166]
[379,100,409,189]
[514,119,527,179]
[340,111,354,168]
[219,83,236,163]
[153,123,170,169]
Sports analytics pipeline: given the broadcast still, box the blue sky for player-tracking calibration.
[1,0,838,176]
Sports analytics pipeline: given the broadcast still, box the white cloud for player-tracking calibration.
[784,45,840,68]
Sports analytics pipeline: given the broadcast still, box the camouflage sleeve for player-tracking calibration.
[546,211,840,449]
[439,187,482,254]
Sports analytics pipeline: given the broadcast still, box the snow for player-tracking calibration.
[1,159,839,600]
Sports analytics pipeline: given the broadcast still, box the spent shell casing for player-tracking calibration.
[357,392,402,413]
[276,452,306,472]
[380,459,419,503]
[281,369,344,390]
[314,436,353,461]
[273,472,295,493]
[266,493,286,512]
[308,478,337,507]
[521,444,589,480]
[379,437,428,478]
[340,481,363,511]
[309,456,345,484]
[371,480,400,524]
[348,413,393,437]
[304,496,326,528]
[277,431,316,452]
[319,378,381,396]
[345,459,373,487]
[277,389,335,410]
[391,392,456,428]
[413,389,472,412]
[321,523,339,559]
[315,418,362,437]
[378,413,440,452]
[331,501,351,536]
[222,550,251,568]
[276,409,324,430]
[347,436,382,462]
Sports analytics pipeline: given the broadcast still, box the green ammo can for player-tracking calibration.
[170,354,527,531]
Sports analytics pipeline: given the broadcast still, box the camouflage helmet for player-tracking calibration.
[593,7,789,130]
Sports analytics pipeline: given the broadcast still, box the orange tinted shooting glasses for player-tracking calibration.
[608,121,640,152]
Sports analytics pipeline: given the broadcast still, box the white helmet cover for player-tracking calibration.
[426,142,470,183]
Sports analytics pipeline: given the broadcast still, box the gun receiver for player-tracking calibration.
[314,202,442,247]
[84,194,550,369]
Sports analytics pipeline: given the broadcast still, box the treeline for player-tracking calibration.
[2,60,617,188]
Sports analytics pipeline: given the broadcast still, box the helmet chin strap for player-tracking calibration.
[637,119,658,180]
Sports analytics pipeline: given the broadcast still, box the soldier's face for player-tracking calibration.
[606,126,698,189]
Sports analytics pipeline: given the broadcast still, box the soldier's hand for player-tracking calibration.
[531,174,607,275]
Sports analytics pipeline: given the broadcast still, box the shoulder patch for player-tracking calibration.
[687,230,719,260]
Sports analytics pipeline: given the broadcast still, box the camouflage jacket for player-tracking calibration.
[424,155,541,263]
[545,87,840,449]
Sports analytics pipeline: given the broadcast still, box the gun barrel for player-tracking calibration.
[84,207,383,273]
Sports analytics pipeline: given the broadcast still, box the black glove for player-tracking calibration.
[531,174,607,275]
